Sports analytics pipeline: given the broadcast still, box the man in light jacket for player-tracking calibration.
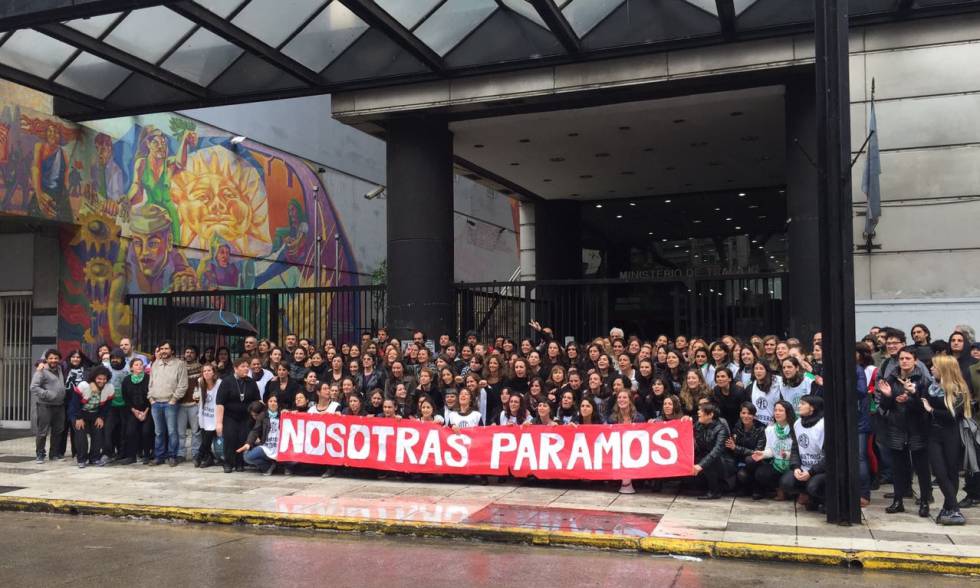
[30,349,67,464]
[147,340,188,467]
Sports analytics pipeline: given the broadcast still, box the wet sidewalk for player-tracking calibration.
[0,434,977,574]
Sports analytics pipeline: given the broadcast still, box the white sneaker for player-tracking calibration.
[619,482,636,494]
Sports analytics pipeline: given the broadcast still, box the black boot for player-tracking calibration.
[885,499,905,514]
[918,503,930,518]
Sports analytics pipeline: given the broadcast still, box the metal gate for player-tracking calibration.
[0,294,33,427]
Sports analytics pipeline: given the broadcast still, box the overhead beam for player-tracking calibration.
[529,0,581,55]
[35,23,209,98]
[0,63,106,111]
[167,0,326,87]
[337,0,447,74]
[0,0,172,32]
[716,0,737,38]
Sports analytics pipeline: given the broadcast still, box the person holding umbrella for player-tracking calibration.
[216,357,261,473]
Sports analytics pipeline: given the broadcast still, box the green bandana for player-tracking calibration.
[773,423,792,473]
[130,373,145,384]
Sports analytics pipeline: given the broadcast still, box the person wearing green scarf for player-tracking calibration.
[120,358,152,465]
[750,400,797,500]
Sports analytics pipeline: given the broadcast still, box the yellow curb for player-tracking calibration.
[0,496,977,576]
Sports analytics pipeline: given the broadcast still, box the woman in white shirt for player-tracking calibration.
[195,363,220,468]
[308,382,340,415]
[748,360,783,426]
[779,357,812,413]
[447,388,482,432]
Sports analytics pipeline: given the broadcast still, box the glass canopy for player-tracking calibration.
[0,0,973,120]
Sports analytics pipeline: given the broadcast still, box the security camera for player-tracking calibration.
[364,186,386,200]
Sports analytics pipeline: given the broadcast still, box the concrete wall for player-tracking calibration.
[185,97,519,283]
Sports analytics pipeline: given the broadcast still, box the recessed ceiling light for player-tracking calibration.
[725,217,732,221]
[595,204,603,208]
[629,202,636,207]
[664,199,671,203]
[648,232,654,236]
[751,239,757,243]
[674,244,680,248]
[735,226,742,230]
[715,207,721,211]
[594,152,610,158]
[770,255,775,259]
[738,192,746,197]
[759,215,767,219]
[616,215,623,219]
[748,204,759,209]
[693,220,702,224]
[661,238,667,242]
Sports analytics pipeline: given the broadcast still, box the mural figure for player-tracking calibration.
[255,198,309,287]
[127,125,196,243]
[125,204,197,294]
[26,117,76,221]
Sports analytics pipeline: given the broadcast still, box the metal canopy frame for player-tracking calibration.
[0,0,974,120]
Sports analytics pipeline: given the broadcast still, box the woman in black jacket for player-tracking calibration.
[924,354,971,525]
[877,347,932,516]
[692,403,733,500]
[728,401,767,498]
[121,357,153,465]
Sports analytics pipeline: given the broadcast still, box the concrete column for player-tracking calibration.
[534,200,582,280]
[386,117,454,340]
[785,76,821,341]
[518,201,536,280]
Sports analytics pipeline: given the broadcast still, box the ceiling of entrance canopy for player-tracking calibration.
[0,0,976,120]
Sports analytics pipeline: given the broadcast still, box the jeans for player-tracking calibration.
[124,410,154,460]
[929,424,961,511]
[243,446,274,470]
[857,432,871,500]
[176,404,201,460]
[150,402,179,461]
[35,403,65,458]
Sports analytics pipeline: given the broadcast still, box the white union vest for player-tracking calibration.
[793,417,825,472]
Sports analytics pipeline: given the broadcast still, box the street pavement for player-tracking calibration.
[0,511,969,588]
[0,434,977,570]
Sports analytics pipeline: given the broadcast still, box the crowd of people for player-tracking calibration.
[28,321,980,526]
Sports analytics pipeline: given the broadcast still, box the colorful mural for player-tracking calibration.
[0,104,357,354]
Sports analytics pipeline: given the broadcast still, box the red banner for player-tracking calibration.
[277,413,694,480]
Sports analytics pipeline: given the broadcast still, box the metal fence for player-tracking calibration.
[128,285,386,354]
[455,274,788,343]
[0,294,33,425]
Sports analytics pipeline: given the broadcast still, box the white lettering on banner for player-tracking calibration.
[490,433,516,469]
[396,427,420,464]
[651,428,679,465]
[348,424,370,460]
[513,433,538,470]
[593,432,622,470]
[566,433,593,470]
[281,417,304,454]
[374,425,395,461]
[304,420,326,456]
[622,430,649,469]
[539,433,565,469]
[326,423,345,458]
[444,434,470,467]
[418,429,444,466]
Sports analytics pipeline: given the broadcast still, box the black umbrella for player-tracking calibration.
[178,309,258,337]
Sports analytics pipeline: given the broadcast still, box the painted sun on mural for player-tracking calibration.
[0,104,356,354]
